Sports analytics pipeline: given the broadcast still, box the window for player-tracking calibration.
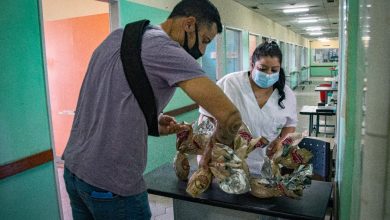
[300,47,305,68]
[280,41,287,71]
[289,44,297,72]
[295,45,301,70]
[304,47,309,66]
[312,48,339,64]
[201,39,217,81]
[284,43,290,73]
[225,28,242,74]
[249,33,259,62]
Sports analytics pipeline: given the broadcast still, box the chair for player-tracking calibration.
[298,138,331,181]
[299,137,334,219]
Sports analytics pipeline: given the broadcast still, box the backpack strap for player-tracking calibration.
[120,19,159,136]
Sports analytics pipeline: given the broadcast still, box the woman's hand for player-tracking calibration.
[158,114,188,135]
[267,127,296,158]
[266,138,283,158]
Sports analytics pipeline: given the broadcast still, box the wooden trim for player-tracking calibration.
[164,103,198,117]
[0,105,198,180]
[0,149,53,180]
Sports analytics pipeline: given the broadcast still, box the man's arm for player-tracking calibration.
[178,77,242,146]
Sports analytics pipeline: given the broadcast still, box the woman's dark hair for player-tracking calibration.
[251,41,286,109]
[168,0,223,33]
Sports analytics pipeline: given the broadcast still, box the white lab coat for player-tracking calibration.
[199,71,298,174]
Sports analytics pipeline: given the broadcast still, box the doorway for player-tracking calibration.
[41,0,111,219]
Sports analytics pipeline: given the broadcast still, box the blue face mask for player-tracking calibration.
[251,69,280,88]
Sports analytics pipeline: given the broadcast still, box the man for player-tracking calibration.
[63,0,242,219]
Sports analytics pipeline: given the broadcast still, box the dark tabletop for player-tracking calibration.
[145,163,333,220]
[300,105,336,115]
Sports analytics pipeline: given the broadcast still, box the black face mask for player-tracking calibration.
[183,25,203,60]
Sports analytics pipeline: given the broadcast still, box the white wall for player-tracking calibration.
[128,0,309,47]
[310,39,339,48]
[42,0,108,21]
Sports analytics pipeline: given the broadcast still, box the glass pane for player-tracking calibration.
[201,39,217,81]
[225,28,241,73]
[249,34,258,63]
[312,48,339,64]
[280,41,287,71]
[295,45,301,69]
[290,44,295,72]
[285,43,290,73]
[304,47,308,66]
[300,47,305,68]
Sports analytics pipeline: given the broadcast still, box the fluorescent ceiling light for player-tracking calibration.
[283,8,309,13]
[306,27,322,31]
[298,19,318,23]
[309,32,323,36]
[298,16,317,20]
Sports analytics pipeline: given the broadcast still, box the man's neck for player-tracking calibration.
[161,19,181,44]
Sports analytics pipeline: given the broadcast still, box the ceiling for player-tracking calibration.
[233,0,339,40]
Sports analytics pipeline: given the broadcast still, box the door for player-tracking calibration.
[0,0,61,219]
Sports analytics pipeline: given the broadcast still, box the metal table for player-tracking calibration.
[299,105,337,136]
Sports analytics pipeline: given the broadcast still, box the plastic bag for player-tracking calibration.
[250,133,313,198]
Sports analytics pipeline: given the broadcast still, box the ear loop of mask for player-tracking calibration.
[183,24,202,59]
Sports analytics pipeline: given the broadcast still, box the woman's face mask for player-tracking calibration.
[251,69,280,88]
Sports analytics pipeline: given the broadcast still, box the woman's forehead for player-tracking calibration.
[256,56,280,65]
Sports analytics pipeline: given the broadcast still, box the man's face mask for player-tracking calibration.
[183,24,203,60]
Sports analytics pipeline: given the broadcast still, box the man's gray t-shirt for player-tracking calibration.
[63,25,205,196]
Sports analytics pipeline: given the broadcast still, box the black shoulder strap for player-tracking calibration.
[120,19,159,136]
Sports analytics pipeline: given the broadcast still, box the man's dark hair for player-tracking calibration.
[168,0,223,33]
[252,41,286,109]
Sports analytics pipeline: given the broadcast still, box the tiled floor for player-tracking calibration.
[57,77,334,220]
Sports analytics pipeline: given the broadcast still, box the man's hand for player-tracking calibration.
[158,114,188,135]
[199,138,214,169]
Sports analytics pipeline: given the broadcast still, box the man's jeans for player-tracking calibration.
[64,168,151,220]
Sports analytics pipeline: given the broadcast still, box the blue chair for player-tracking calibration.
[298,137,331,182]
[299,138,333,219]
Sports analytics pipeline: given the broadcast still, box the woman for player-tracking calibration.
[198,41,297,174]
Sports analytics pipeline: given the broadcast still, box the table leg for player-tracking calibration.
[324,116,327,137]
[309,115,313,136]
[316,114,320,137]
[324,91,328,104]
